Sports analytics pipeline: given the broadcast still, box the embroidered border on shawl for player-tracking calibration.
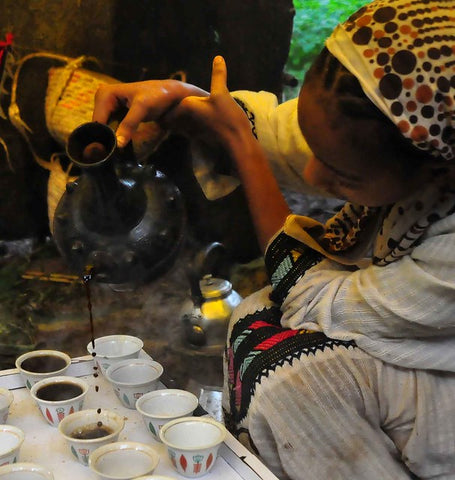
[265,232,323,305]
[233,97,258,139]
[227,308,355,423]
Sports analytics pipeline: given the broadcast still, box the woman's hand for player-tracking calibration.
[92,79,208,147]
[163,56,255,149]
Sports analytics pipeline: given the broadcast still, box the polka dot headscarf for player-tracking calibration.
[326,0,455,161]
[285,0,455,267]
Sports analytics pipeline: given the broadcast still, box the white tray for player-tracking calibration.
[0,353,278,480]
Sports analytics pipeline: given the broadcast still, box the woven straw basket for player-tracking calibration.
[8,53,118,234]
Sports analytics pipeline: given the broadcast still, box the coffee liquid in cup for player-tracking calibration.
[70,423,113,439]
[21,355,67,373]
[36,382,83,401]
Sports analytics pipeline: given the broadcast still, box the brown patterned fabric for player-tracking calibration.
[326,0,455,161]
[284,0,455,266]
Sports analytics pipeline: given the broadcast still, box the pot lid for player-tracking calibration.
[199,274,232,299]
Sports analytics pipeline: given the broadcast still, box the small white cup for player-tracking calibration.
[160,416,226,478]
[30,376,89,427]
[88,441,160,480]
[58,408,125,466]
[0,425,25,465]
[15,350,71,390]
[0,388,13,424]
[0,462,54,479]
[136,389,199,441]
[87,335,143,376]
[135,476,177,480]
[105,359,163,409]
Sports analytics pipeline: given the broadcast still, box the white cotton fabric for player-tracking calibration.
[223,287,455,480]
[231,90,317,193]
[281,212,455,372]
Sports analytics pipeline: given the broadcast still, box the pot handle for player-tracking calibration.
[187,242,228,308]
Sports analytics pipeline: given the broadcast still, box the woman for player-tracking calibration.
[92,1,455,478]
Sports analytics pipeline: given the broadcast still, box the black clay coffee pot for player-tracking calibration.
[52,122,186,285]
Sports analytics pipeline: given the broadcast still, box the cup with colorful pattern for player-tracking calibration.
[30,375,89,427]
[15,349,71,390]
[105,358,163,409]
[0,425,25,466]
[159,416,227,478]
[0,388,13,424]
[58,408,125,466]
[136,389,199,441]
[86,335,144,376]
[0,462,54,479]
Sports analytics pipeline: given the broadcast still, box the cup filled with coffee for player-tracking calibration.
[87,335,144,376]
[15,349,71,390]
[30,375,89,427]
[58,408,125,466]
[105,358,163,409]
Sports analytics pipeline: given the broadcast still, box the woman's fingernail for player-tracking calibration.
[214,56,223,64]
[116,135,126,148]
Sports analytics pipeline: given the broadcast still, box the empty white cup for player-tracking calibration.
[0,425,25,465]
[160,416,227,478]
[87,335,143,376]
[136,389,199,441]
[0,462,54,479]
[106,359,163,409]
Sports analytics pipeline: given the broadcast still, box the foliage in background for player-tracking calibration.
[284,0,365,98]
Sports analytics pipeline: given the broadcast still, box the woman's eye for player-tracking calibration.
[336,178,358,189]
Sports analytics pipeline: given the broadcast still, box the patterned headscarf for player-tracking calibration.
[284,0,455,265]
[326,0,455,161]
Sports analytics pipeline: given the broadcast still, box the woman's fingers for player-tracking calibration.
[113,99,152,147]
[210,56,228,96]
[92,85,122,125]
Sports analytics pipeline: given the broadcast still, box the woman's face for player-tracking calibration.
[297,81,432,207]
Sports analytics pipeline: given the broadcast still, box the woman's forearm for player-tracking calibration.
[225,129,291,253]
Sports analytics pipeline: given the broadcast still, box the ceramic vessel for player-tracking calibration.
[0,462,54,479]
[136,389,198,441]
[0,425,24,465]
[86,335,143,376]
[30,375,89,427]
[15,350,71,390]
[0,388,13,423]
[88,441,160,480]
[159,416,227,478]
[58,408,125,465]
[105,359,163,409]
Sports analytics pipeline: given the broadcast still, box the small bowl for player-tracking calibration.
[87,335,143,376]
[0,425,25,465]
[15,349,71,390]
[58,408,125,466]
[0,388,13,423]
[88,441,160,480]
[136,389,199,441]
[135,476,176,480]
[0,462,54,479]
[30,375,89,427]
[105,359,163,409]
[160,416,227,478]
